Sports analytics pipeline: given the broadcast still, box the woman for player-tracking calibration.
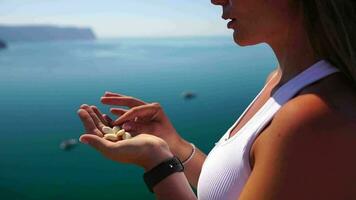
[77,1,356,199]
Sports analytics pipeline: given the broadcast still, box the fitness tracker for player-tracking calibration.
[143,156,184,193]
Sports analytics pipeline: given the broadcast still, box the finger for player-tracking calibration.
[113,103,160,126]
[77,109,103,137]
[101,96,147,108]
[110,108,128,116]
[79,134,113,154]
[104,91,124,97]
[103,114,113,126]
[122,121,154,135]
[91,105,109,126]
[80,104,106,131]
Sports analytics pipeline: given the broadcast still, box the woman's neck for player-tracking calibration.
[268,16,321,92]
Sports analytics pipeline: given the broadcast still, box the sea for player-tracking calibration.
[0,36,277,200]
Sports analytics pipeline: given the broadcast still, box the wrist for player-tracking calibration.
[142,141,174,171]
[143,156,184,193]
[171,138,194,163]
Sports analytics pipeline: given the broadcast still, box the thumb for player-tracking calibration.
[79,134,111,154]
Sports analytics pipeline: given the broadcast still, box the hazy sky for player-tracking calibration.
[0,0,232,38]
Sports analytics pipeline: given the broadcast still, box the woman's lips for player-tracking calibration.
[227,19,237,29]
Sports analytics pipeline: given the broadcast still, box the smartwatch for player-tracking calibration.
[143,156,184,193]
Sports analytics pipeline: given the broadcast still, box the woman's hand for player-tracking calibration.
[78,100,206,188]
[99,92,190,158]
[77,108,173,170]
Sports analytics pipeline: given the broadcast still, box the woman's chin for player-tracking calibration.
[232,30,257,47]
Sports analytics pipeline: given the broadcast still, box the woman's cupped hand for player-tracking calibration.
[77,104,173,170]
[77,91,185,168]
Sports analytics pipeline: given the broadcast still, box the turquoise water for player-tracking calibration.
[0,37,277,199]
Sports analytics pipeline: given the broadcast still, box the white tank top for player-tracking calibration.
[197,60,340,200]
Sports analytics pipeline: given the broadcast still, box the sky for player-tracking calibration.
[0,0,232,38]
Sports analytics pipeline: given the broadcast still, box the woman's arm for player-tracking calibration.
[94,92,208,187]
[85,102,207,188]
[171,138,206,188]
[78,108,198,200]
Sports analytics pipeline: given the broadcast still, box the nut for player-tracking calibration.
[122,132,132,140]
[112,126,121,134]
[103,134,119,141]
[116,129,125,137]
[102,126,114,135]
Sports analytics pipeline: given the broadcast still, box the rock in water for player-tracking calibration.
[181,91,197,100]
[60,138,78,151]
[0,39,7,49]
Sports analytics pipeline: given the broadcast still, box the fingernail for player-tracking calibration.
[79,137,88,144]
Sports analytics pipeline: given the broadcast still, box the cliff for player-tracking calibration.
[0,25,96,42]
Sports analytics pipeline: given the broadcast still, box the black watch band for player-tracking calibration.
[143,156,184,193]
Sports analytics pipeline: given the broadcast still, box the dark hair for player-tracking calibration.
[301,1,356,86]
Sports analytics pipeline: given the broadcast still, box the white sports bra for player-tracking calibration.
[197,60,340,200]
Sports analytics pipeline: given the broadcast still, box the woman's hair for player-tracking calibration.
[300,1,356,87]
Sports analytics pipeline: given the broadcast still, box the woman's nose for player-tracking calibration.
[211,0,228,6]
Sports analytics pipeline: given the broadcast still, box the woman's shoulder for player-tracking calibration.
[292,71,356,121]
[277,71,356,134]
[274,92,356,138]
[254,71,356,166]
[247,69,356,199]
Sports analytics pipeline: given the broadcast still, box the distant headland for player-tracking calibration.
[0,25,96,42]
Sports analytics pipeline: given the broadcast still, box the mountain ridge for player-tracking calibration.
[0,25,96,42]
